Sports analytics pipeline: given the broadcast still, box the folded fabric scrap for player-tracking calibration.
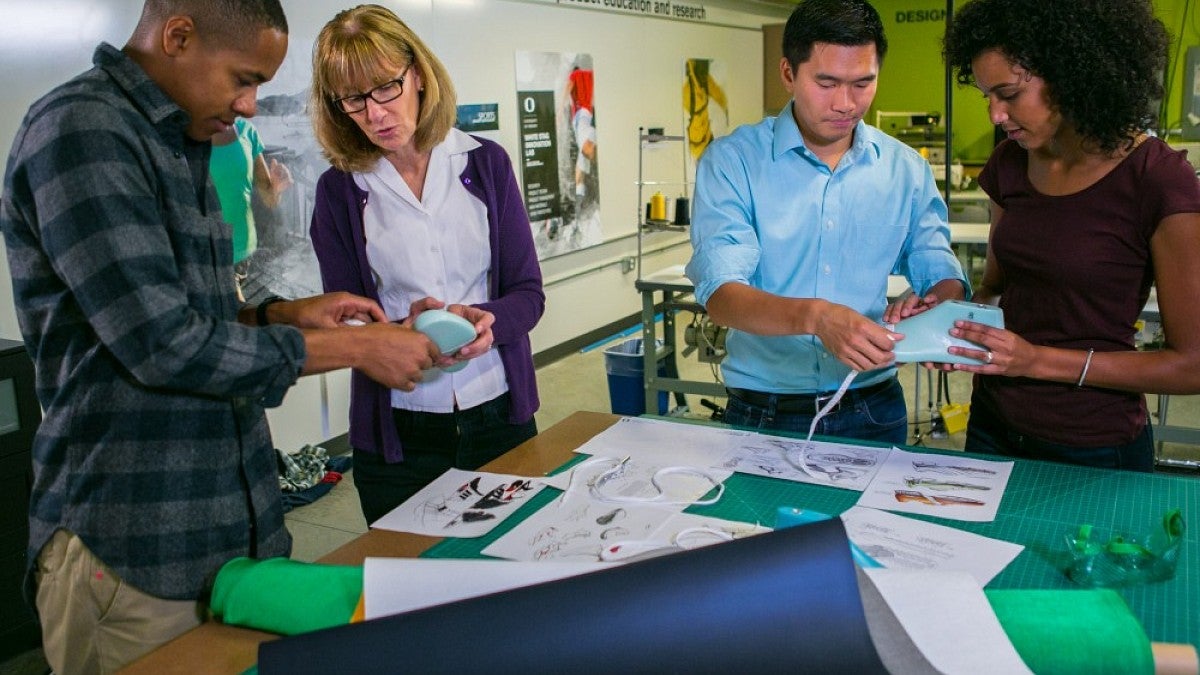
[211,557,364,637]
[277,444,334,492]
[279,453,352,513]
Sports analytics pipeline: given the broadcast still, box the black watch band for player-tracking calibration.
[256,295,286,327]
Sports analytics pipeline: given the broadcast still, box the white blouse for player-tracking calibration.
[354,129,507,413]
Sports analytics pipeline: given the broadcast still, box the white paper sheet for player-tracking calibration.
[481,491,678,562]
[541,454,731,505]
[644,511,772,550]
[588,511,774,563]
[370,468,545,537]
[841,506,1023,585]
[859,568,1033,675]
[362,558,608,620]
[718,435,891,491]
[855,448,1014,522]
[572,416,749,467]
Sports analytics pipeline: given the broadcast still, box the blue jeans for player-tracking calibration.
[353,392,538,524]
[964,393,1155,472]
[724,378,908,445]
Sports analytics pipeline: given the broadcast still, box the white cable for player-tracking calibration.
[783,371,859,480]
[591,464,725,506]
[558,456,725,507]
[673,526,736,547]
[556,456,626,504]
[598,526,738,562]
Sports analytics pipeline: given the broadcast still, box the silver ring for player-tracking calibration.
[985,350,994,364]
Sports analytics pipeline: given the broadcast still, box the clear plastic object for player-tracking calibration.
[1064,509,1185,587]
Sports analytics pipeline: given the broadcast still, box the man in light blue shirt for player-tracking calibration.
[686,0,968,443]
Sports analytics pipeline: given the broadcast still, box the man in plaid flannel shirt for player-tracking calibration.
[1,1,495,672]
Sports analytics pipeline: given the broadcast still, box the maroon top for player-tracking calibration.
[976,138,1200,445]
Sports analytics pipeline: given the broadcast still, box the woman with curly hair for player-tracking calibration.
[940,0,1200,471]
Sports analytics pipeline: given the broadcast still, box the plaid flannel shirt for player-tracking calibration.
[2,44,305,601]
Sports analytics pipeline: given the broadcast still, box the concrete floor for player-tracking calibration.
[5,317,1199,674]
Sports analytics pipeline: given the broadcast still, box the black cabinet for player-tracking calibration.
[0,338,41,659]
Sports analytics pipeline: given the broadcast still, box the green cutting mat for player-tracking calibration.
[423,438,1198,649]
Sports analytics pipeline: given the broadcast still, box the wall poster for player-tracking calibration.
[234,36,325,305]
[515,51,602,260]
[682,57,729,166]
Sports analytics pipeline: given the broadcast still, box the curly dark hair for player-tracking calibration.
[943,0,1168,154]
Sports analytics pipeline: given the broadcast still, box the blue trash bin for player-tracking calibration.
[603,338,668,416]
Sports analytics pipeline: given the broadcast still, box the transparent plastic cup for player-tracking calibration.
[1064,509,1185,588]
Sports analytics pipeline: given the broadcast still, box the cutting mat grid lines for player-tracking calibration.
[420,442,1198,647]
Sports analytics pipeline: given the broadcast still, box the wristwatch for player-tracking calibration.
[256,295,287,326]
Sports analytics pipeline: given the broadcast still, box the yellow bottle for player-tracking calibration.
[649,191,667,221]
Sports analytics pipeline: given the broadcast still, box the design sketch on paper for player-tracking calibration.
[557,455,725,505]
[483,497,674,562]
[911,460,998,477]
[720,437,888,491]
[855,448,1014,522]
[371,468,545,538]
[417,475,538,529]
[893,491,986,507]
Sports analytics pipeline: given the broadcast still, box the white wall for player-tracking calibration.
[0,0,780,451]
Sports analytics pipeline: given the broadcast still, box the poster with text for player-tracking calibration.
[515,51,602,259]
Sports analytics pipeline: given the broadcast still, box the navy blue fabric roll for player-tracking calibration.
[258,518,886,674]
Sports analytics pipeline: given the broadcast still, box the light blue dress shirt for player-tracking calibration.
[686,103,967,394]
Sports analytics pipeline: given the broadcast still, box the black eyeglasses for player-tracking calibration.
[334,69,410,114]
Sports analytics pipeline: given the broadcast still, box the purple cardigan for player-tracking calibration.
[310,136,544,462]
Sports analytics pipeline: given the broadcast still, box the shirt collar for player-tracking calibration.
[93,42,191,146]
[439,127,482,158]
[771,101,883,166]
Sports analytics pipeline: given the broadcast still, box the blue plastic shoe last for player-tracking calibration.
[413,309,476,373]
[889,300,1004,364]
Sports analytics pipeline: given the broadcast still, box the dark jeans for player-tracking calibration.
[353,392,538,524]
[964,393,1155,472]
[724,378,908,445]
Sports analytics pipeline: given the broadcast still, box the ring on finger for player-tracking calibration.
[985,350,994,364]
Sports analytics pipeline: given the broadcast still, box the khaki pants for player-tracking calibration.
[35,530,204,675]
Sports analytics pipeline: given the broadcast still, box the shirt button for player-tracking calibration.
[824,265,831,275]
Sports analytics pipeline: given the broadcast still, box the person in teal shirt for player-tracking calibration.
[210,117,292,267]
[686,0,968,444]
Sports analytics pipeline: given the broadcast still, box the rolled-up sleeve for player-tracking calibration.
[686,140,762,306]
[895,166,969,298]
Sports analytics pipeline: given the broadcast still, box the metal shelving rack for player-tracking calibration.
[633,127,725,414]
[635,126,690,281]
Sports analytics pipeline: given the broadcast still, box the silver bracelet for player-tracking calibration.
[1076,348,1095,388]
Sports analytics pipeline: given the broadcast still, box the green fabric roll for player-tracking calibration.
[210,557,363,636]
[985,589,1154,675]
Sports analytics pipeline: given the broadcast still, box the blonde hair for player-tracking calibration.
[311,4,457,172]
